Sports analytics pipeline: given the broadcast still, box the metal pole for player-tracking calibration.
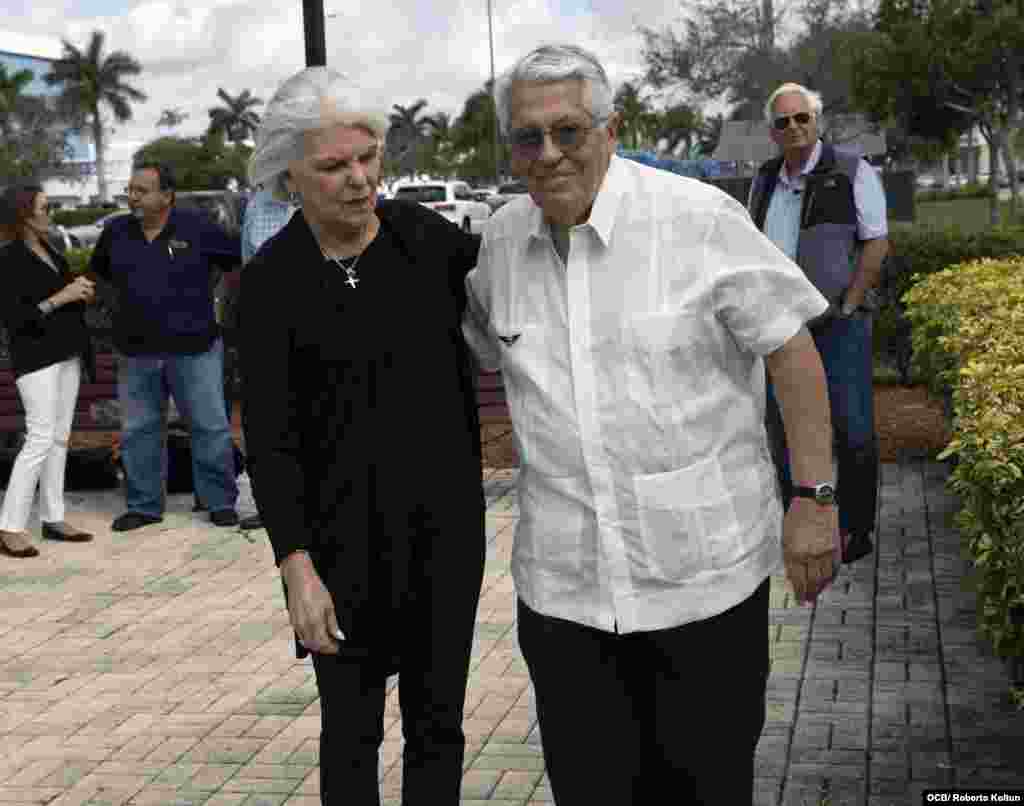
[487,0,499,186]
[303,0,327,67]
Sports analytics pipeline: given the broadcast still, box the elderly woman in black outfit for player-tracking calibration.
[240,68,485,805]
[0,185,95,557]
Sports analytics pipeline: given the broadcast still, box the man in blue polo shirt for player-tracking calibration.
[89,162,241,531]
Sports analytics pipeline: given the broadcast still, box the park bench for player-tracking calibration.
[1,352,510,441]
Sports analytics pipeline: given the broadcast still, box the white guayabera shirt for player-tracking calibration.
[464,155,829,634]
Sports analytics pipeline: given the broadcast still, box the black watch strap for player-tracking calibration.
[791,483,837,506]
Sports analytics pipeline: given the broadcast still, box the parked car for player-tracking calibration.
[177,190,245,237]
[65,210,131,247]
[470,185,498,203]
[485,181,530,212]
[392,180,492,232]
[914,174,938,190]
[47,225,80,252]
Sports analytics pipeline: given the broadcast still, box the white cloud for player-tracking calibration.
[7,0,690,162]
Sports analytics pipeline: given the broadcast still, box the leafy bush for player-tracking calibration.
[64,246,93,275]
[875,226,1024,384]
[904,258,1024,666]
[51,208,115,228]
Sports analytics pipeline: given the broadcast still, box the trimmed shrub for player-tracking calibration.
[64,246,93,275]
[875,226,1024,384]
[904,257,1024,667]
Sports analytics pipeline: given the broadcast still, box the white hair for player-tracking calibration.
[494,43,614,136]
[248,67,388,197]
[764,83,824,124]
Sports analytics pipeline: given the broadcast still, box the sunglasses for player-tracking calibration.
[772,112,813,131]
[508,119,606,160]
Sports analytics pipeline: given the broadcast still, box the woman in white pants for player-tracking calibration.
[0,185,96,557]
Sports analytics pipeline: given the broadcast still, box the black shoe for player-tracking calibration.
[111,512,163,532]
[239,514,263,531]
[42,522,94,542]
[210,509,239,527]
[842,532,874,564]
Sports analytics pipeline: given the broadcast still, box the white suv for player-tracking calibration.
[393,181,492,233]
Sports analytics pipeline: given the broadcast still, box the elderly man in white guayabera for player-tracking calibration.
[463,43,840,805]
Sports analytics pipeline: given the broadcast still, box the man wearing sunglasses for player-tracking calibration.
[748,83,889,569]
[463,45,840,805]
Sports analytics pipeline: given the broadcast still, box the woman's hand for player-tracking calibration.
[54,276,96,307]
[281,551,345,655]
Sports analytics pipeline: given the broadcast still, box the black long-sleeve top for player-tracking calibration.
[0,238,94,380]
[240,199,484,666]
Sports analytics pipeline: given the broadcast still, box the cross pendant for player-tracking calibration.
[346,274,359,288]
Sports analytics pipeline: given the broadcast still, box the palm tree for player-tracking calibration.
[44,30,147,203]
[0,64,34,142]
[450,86,502,182]
[207,88,263,144]
[420,111,454,177]
[386,99,431,178]
[657,103,705,157]
[157,107,189,130]
[614,81,653,150]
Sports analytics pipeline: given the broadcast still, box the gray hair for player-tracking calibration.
[248,67,388,197]
[764,83,824,124]
[494,43,614,136]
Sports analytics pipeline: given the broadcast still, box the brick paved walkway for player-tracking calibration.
[0,459,1021,805]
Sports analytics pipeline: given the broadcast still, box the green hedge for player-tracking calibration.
[874,226,1024,385]
[904,258,1024,680]
[51,207,117,227]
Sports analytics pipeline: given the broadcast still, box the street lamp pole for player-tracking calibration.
[303,0,327,67]
[487,0,499,186]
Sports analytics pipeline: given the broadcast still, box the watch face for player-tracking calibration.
[815,483,836,505]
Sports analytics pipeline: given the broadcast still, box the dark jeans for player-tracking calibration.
[517,579,770,806]
[118,339,238,517]
[766,313,878,538]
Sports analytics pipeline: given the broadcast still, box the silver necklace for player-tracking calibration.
[321,246,361,288]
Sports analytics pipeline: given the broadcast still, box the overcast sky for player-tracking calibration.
[4,0,688,166]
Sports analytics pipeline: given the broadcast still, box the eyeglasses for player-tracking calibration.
[125,184,159,197]
[772,112,813,131]
[508,118,607,161]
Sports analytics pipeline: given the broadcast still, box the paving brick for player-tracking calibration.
[3,461,1021,805]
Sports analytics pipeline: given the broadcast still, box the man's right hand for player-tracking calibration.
[281,551,344,655]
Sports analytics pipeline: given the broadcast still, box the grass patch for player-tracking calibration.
[893,196,1024,233]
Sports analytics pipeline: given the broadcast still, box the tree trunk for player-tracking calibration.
[988,131,1003,227]
[761,0,774,51]
[1001,133,1018,221]
[967,127,978,184]
[91,109,108,205]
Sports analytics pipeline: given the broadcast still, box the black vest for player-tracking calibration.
[749,143,862,303]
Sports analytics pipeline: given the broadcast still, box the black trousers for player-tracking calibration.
[310,499,485,805]
[517,579,770,806]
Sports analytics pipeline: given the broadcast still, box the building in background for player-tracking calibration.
[712,115,887,176]
[0,30,130,207]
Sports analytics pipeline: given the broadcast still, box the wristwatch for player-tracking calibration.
[791,482,837,506]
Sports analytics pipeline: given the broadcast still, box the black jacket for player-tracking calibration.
[0,238,95,381]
